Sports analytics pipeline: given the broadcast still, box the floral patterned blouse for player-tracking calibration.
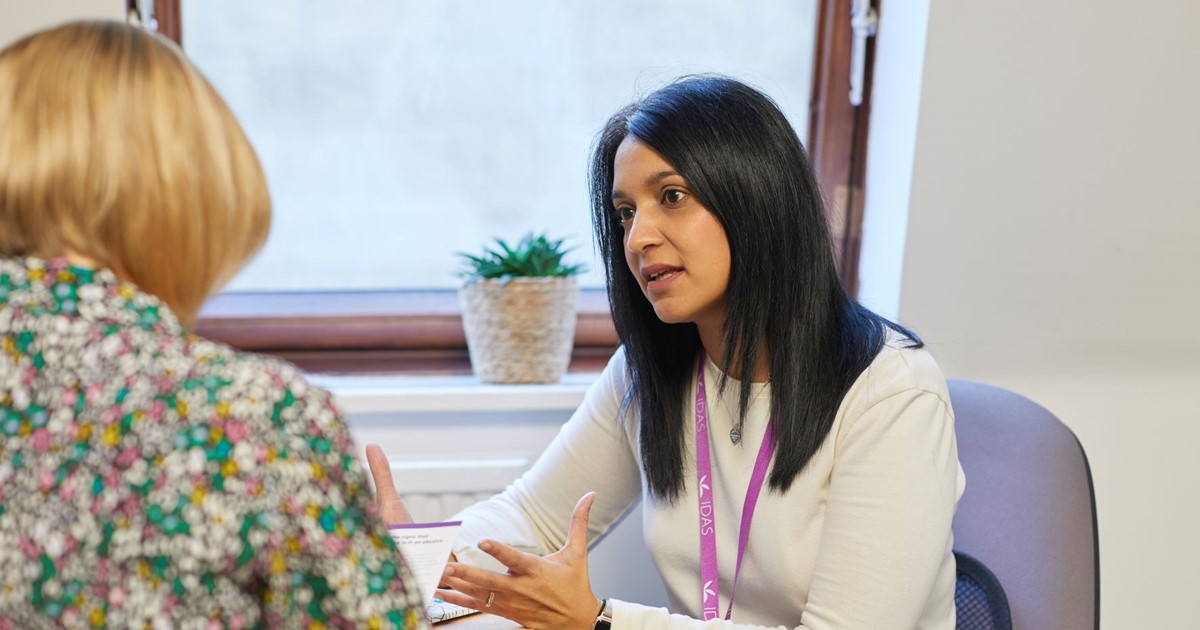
[0,256,428,629]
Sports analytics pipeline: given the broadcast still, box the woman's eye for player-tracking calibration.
[616,206,635,223]
[663,189,687,204]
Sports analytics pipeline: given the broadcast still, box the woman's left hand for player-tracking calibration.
[435,492,603,630]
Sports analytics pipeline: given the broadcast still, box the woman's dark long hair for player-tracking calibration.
[590,75,920,502]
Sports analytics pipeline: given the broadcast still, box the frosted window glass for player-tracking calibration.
[183,0,818,291]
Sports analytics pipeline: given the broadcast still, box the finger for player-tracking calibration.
[442,562,511,593]
[436,551,459,588]
[439,575,492,603]
[475,539,539,576]
[564,491,597,555]
[365,444,412,524]
[434,588,484,612]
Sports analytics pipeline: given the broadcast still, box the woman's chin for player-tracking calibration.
[650,304,690,326]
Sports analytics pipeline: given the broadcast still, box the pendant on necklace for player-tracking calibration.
[729,424,742,444]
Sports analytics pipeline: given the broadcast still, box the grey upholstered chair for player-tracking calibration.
[948,380,1099,630]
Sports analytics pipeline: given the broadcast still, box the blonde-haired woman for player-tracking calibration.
[0,22,428,629]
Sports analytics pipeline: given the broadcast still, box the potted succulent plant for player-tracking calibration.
[458,233,586,384]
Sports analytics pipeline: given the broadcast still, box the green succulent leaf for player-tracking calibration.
[457,232,587,282]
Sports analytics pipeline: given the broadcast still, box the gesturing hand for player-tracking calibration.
[366,443,463,583]
[365,444,414,525]
[435,492,603,630]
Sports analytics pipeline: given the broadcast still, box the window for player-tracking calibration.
[132,0,880,374]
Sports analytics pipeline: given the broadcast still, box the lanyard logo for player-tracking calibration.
[695,355,777,622]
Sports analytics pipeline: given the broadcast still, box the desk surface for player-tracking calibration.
[440,612,524,628]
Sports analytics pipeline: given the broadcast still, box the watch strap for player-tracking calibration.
[593,598,613,630]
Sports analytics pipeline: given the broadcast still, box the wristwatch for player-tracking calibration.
[593,598,613,630]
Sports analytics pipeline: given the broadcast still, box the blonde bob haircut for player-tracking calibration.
[0,21,270,324]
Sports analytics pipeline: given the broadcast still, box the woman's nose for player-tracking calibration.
[625,208,663,254]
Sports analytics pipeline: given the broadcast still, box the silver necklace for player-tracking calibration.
[730,381,767,444]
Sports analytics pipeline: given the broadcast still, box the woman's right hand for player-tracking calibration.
[365,444,414,525]
[366,444,459,569]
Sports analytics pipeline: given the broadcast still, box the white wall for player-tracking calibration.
[0,0,123,48]
[871,0,1200,626]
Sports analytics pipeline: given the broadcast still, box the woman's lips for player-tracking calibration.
[645,267,683,293]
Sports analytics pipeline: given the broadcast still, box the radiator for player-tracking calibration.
[382,454,532,522]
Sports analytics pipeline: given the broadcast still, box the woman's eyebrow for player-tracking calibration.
[645,170,678,186]
[612,170,681,201]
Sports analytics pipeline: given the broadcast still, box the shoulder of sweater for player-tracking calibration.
[842,330,951,419]
[597,344,633,396]
[154,333,337,421]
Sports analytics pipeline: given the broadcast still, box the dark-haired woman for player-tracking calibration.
[371,75,964,630]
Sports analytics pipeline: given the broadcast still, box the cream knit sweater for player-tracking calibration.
[453,336,964,629]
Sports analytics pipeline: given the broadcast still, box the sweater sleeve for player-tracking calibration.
[603,388,961,630]
[451,350,645,571]
[797,388,959,629]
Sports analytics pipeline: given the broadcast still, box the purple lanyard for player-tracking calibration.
[695,357,776,621]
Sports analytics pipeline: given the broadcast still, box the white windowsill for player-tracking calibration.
[308,372,600,414]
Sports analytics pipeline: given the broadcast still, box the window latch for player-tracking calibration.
[127,0,159,33]
[849,0,879,106]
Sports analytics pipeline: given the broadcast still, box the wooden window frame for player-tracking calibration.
[141,0,879,374]
[810,0,880,298]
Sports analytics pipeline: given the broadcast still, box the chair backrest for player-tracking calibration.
[954,550,1012,630]
[948,380,1099,630]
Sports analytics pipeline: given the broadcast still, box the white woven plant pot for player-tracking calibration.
[459,276,579,384]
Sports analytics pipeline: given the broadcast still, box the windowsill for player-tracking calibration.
[308,372,599,414]
[195,288,619,375]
